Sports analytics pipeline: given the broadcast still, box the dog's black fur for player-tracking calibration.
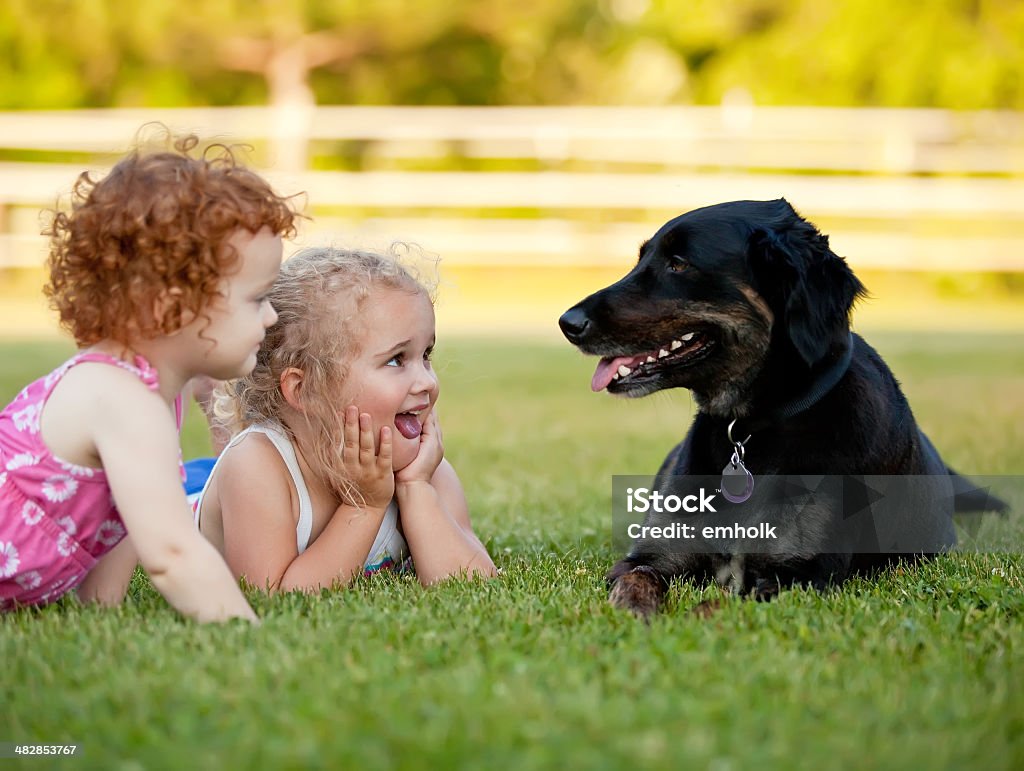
[559,199,1004,618]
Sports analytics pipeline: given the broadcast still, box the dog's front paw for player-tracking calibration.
[608,566,665,620]
[753,578,781,601]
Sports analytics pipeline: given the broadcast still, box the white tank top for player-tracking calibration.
[195,423,408,569]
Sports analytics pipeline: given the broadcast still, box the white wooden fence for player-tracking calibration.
[1,106,1022,270]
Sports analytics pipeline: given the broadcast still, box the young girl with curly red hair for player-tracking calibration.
[0,136,298,622]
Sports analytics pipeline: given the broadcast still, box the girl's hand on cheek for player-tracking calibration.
[395,411,444,487]
[340,405,394,509]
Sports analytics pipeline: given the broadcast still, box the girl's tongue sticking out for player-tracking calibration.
[394,412,422,439]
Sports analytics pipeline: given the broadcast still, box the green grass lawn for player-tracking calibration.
[1,332,1023,770]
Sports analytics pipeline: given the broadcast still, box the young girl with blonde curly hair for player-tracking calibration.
[0,136,298,622]
[194,246,497,591]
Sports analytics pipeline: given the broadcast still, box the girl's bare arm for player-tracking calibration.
[217,410,395,592]
[90,371,257,622]
[397,454,498,585]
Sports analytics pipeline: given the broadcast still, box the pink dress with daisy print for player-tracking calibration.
[0,352,183,610]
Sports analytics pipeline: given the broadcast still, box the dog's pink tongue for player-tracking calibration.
[591,356,641,392]
[394,414,422,439]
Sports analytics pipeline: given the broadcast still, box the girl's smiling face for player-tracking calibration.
[339,286,439,471]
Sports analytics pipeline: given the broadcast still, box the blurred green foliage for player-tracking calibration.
[1,0,1021,109]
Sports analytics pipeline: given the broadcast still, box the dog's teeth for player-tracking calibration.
[645,356,655,363]
[670,340,683,351]
[681,332,695,342]
[658,349,669,358]
[617,365,632,377]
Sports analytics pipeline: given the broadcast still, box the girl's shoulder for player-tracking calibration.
[2,351,125,414]
[35,352,181,472]
[220,427,289,468]
[2,351,157,439]
[57,350,162,389]
[215,426,296,493]
[46,355,167,428]
[207,427,299,526]
[0,352,171,479]
[25,350,165,419]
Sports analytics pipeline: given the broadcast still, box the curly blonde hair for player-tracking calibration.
[44,133,299,346]
[216,245,434,501]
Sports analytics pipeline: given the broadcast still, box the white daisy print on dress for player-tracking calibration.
[57,459,97,478]
[94,519,125,547]
[42,474,78,503]
[11,402,41,434]
[39,575,73,603]
[43,364,71,390]
[0,470,6,488]
[42,573,82,602]
[21,500,44,525]
[5,452,40,472]
[55,516,78,557]
[0,541,20,578]
[15,570,41,591]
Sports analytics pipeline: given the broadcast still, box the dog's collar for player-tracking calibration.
[719,332,854,504]
[737,331,855,436]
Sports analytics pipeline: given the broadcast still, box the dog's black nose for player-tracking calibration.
[559,307,591,343]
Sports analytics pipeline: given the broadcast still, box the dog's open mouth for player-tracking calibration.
[591,331,714,392]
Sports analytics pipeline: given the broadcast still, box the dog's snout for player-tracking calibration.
[559,307,592,343]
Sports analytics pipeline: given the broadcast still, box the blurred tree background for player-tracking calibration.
[1,0,1021,110]
[2,0,1022,339]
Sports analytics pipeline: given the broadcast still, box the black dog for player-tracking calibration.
[559,199,1003,618]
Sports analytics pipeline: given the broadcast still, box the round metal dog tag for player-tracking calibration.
[721,460,754,503]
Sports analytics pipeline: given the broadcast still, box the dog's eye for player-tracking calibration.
[668,255,689,273]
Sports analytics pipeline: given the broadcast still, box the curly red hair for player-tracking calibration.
[44,135,299,346]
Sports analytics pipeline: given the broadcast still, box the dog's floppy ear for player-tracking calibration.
[749,200,865,366]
